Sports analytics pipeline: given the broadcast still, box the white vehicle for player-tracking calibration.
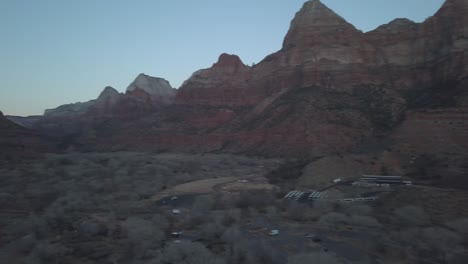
[269,230,280,236]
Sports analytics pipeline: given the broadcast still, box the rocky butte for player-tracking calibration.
[7,0,468,188]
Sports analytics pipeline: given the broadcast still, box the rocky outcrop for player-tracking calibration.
[97,86,120,105]
[283,0,362,50]
[176,54,255,106]
[89,86,121,114]
[126,74,176,105]
[32,74,175,142]
[44,100,95,117]
[390,108,468,187]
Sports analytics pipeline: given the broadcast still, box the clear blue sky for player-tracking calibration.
[0,0,444,116]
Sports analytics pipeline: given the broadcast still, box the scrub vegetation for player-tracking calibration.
[0,153,467,263]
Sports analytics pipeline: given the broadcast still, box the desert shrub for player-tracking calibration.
[265,206,277,216]
[343,204,373,216]
[394,205,430,227]
[185,214,207,229]
[223,237,280,264]
[235,190,274,210]
[288,252,341,264]
[313,199,340,214]
[201,210,242,242]
[78,218,108,237]
[221,225,242,244]
[201,220,225,241]
[287,202,315,221]
[30,241,70,264]
[152,214,170,231]
[15,234,37,254]
[29,214,49,239]
[124,217,165,259]
[220,209,242,227]
[319,212,382,228]
[420,227,463,257]
[445,218,468,237]
[58,156,74,166]
[155,241,226,264]
[349,215,382,228]
[389,226,464,263]
[372,235,408,260]
[179,160,201,173]
[266,159,309,184]
[53,167,69,179]
[318,212,348,229]
[193,195,215,213]
[407,227,464,263]
[224,240,250,264]
[447,253,468,264]
[6,217,37,241]
[42,191,96,232]
[246,240,282,264]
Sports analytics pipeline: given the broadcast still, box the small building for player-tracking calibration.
[172,209,181,214]
[403,180,413,186]
[360,175,405,185]
[308,191,328,200]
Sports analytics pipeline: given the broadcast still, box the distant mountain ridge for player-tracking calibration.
[7,0,468,187]
[0,111,53,162]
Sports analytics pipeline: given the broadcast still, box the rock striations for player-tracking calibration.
[14,0,468,186]
[176,54,254,106]
[127,74,176,105]
[283,0,361,49]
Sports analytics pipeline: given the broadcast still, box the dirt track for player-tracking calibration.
[151,177,238,201]
[151,174,275,201]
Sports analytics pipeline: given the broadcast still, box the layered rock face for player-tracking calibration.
[176,54,255,106]
[44,100,96,117]
[94,0,467,185]
[28,74,175,141]
[20,0,468,185]
[127,74,176,105]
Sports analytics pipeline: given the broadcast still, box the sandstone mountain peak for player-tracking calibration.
[126,73,176,105]
[304,0,325,8]
[433,0,468,20]
[99,86,119,97]
[283,0,360,49]
[96,86,120,104]
[127,73,174,97]
[213,53,246,69]
[444,0,468,8]
[372,18,417,33]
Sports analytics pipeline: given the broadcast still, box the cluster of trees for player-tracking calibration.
[2,152,467,263]
[0,152,277,264]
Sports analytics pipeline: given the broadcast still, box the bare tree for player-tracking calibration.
[318,212,348,229]
[289,252,342,264]
[125,217,165,259]
[394,205,430,227]
[155,241,226,264]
